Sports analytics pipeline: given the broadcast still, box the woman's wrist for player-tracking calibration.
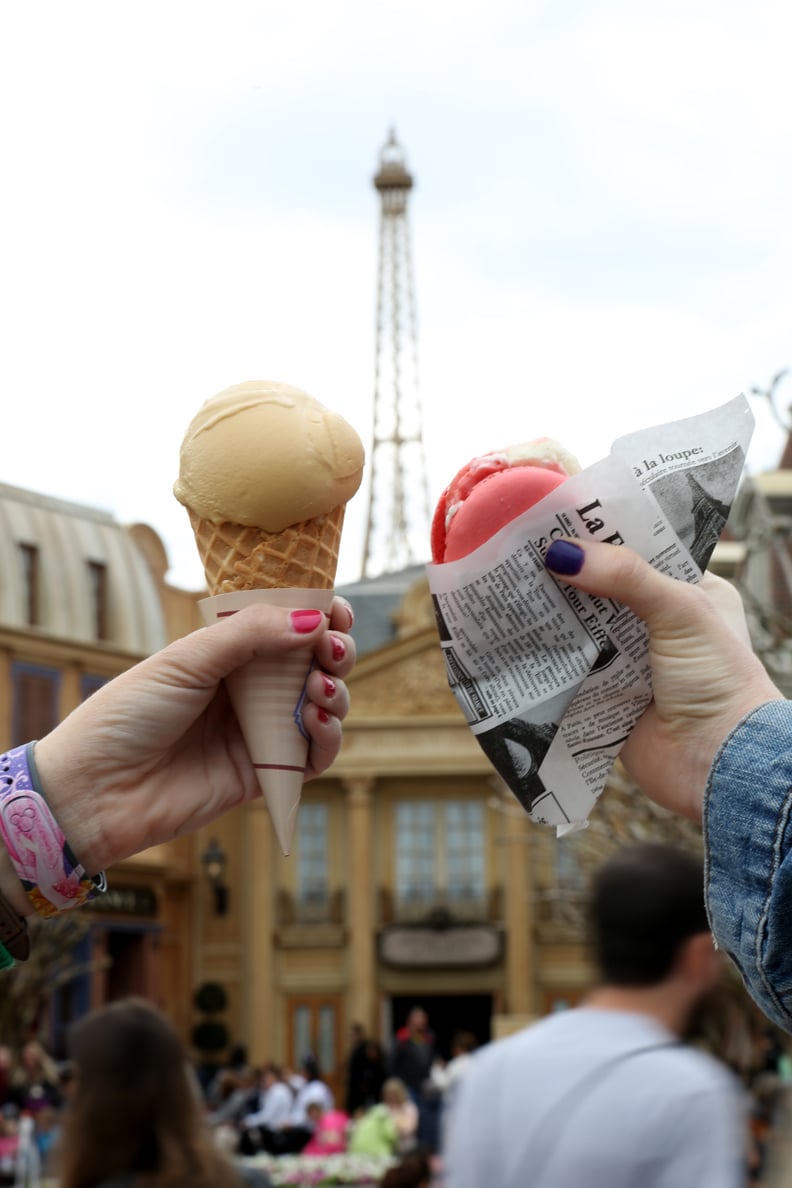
[0,742,105,917]
[33,732,107,877]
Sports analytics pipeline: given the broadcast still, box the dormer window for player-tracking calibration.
[87,560,108,640]
[18,543,39,626]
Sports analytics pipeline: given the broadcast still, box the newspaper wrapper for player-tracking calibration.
[426,394,755,834]
[199,587,335,856]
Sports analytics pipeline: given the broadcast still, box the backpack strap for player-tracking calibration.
[526,1040,680,1182]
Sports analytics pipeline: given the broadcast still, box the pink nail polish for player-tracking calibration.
[291,609,324,634]
[322,675,337,699]
[331,636,346,662]
[317,708,330,724]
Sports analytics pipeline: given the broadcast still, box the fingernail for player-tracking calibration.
[317,708,330,724]
[546,540,584,576]
[290,609,324,634]
[339,599,355,629]
[321,675,337,699]
[330,636,346,662]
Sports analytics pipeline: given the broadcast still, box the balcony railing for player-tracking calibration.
[377,885,502,925]
[274,885,506,929]
[276,887,346,926]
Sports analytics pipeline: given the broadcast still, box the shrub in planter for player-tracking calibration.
[194,981,228,1014]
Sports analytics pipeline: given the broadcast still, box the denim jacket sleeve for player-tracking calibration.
[704,700,792,1033]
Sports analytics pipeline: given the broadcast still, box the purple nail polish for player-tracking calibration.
[545,540,584,576]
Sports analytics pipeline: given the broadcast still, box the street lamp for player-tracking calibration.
[201,838,229,916]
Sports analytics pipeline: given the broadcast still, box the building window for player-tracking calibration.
[18,543,39,626]
[297,804,329,906]
[396,802,436,903]
[87,561,108,640]
[395,801,485,909]
[12,662,60,743]
[445,801,486,902]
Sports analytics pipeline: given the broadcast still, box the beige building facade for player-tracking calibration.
[189,575,597,1101]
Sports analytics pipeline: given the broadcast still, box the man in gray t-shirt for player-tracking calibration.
[444,843,747,1188]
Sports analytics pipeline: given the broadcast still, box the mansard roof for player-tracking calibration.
[336,563,429,656]
[0,482,166,654]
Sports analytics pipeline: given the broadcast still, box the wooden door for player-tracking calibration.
[286,994,344,1104]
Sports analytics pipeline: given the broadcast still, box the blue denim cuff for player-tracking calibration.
[704,700,792,1032]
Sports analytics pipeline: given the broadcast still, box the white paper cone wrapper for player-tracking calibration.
[199,588,335,855]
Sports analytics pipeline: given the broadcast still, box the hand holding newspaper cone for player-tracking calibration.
[175,380,365,853]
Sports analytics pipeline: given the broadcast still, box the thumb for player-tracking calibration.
[544,538,712,637]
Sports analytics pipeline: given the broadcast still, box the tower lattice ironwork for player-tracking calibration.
[361,130,431,578]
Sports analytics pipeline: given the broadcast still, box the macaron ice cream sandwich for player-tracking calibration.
[431,439,581,563]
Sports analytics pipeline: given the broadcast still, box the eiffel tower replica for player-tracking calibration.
[360,130,432,578]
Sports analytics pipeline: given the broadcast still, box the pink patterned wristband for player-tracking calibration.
[0,744,106,918]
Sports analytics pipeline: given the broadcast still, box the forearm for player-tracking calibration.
[704,700,792,1032]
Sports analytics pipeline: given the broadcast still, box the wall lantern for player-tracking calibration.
[201,838,229,916]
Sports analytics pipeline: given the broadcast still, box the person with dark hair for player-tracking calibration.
[9,1040,61,1115]
[345,1026,386,1116]
[56,997,270,1188]
[588,843,711,985]
[380,1149,432,1188]
[444,842,748,1188]
[238,1062,295,1156]
[387,1009,435,1101]
[387,1008,437,1151]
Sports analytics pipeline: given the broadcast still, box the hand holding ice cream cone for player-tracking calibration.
[175,380,364,853]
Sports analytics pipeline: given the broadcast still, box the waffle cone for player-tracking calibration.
[188,505,344,594]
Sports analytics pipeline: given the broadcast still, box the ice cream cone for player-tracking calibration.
[189,504,344,595]
[199,588,335,855]
[176,380,364,854]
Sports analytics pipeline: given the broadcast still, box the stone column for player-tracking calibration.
[345,777,375,1031]
[503,798,534,1015]
[0,650,11,745]
[59,662,82,718]
[245,803,276,1063]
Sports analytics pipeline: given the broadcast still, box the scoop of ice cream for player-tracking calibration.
[174,380,365,531]
[431,439,580,563]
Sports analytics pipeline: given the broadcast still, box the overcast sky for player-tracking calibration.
[1,0,790,588]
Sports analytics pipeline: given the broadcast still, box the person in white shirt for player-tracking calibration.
[266,1056,335,1154]
[444,843,748,1188]
[238,1064,295,1156]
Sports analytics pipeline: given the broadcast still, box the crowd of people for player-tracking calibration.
[206,1010,477,1168]
[2,987,789,1186]
[0,996,483,1185]
[0,1003,445,1187]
